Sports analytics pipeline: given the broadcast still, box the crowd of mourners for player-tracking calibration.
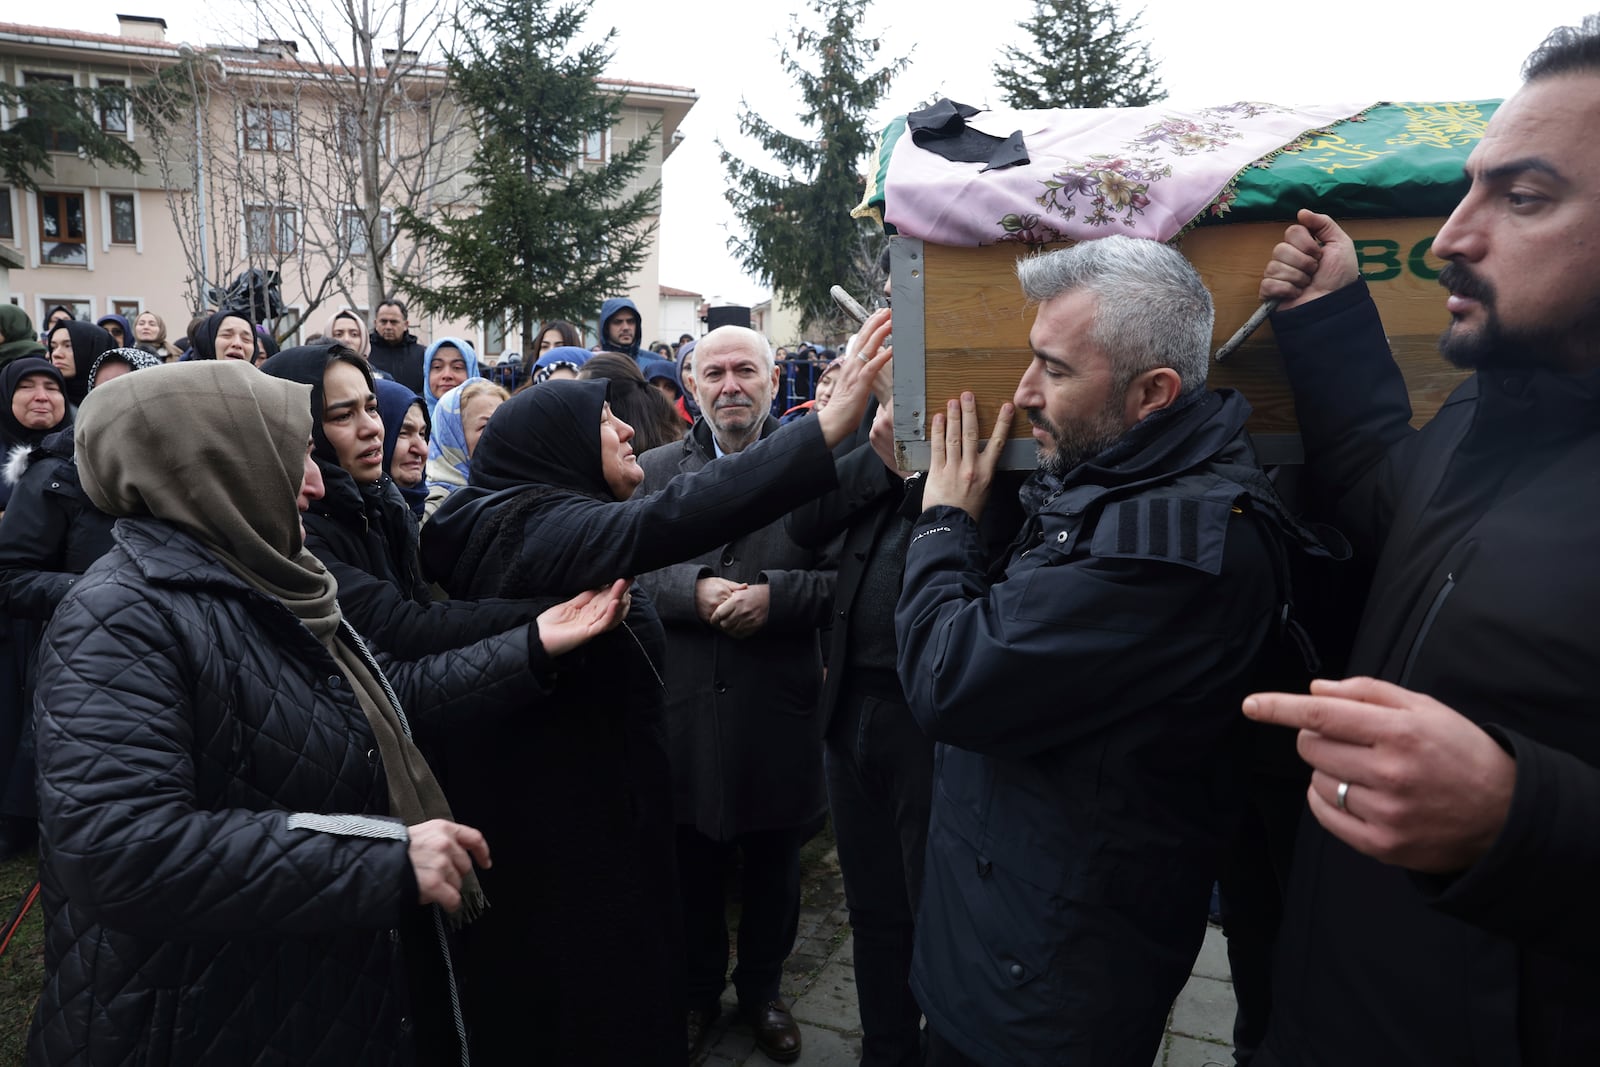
[0,17,1598,1067]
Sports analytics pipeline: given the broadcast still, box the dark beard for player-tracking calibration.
[1029,405,1126,478]
[1437,262,1600,371]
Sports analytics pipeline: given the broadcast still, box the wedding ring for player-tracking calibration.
[1336,780,1351,812]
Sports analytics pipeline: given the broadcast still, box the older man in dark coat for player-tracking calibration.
[636,324,838,1064]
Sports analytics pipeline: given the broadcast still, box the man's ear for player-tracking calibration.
[769,363,781,398]
[1124,367,1183,424]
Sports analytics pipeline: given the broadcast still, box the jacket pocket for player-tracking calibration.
[1398,540,1476,688]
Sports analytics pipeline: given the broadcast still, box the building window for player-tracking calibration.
[39,298,91,325]
[108,193,137,245]
[99,79,128,135]
[38,190,87,265]
[582,129,608,164]
[242,103,295,152]
[245,204,299,256]
[483,314,508,356]
[340,206,392,257]
[0,189,13,242]
[112,299,141,319]
[23,72,80,154]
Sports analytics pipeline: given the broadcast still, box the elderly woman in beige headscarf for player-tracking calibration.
[26,361,626,1065]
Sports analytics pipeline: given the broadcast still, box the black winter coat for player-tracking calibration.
[422,415,840,1064]
[0,430,114,620]
[369,331,427,394]
[636,417,837,839]
[28,518,462,1066]
[1260,281,1600,1067]
[896,389,1338,1066]
[302,456,544,658]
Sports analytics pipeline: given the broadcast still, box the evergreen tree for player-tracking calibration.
[993,0,1165,111]
[0,81,153,192]
[721,0,907,335]
[394,0,659,352]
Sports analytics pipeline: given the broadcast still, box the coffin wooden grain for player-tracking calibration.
[889,218,1468,469]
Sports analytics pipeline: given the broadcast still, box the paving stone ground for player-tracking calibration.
[690,846,1238,1067]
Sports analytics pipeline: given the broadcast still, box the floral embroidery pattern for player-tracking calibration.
[1029,154,1172,232]
[1002,104,1290,240]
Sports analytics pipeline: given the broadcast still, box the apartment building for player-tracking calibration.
[0,15,697,355]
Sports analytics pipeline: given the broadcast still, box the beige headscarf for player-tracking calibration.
[327,309,371,358]
[76,361,484,921]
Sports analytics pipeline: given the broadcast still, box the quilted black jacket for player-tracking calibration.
[302,455,543,659]
[28,518,469,1066]
[0,430,112,620]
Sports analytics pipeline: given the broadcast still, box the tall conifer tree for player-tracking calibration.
[993,0,1165,111]
[395,0,658,351]
[721,0,906,335]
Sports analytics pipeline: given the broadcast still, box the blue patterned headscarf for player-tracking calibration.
[425,376,489,499]
[421,337,480,418]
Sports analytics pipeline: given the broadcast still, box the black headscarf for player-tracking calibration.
[47,320,116,406]
[468,378,611,497]
[375,377,429,518]
[188,310,253,362]
[259,343,374,462]
[1,358,71,451]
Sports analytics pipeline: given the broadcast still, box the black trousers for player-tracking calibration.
[826,680,934,1067]
[678,824,803,1012]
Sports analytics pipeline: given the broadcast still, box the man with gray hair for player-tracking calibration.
[635,323,839,1063]
[893,235,1338,1065]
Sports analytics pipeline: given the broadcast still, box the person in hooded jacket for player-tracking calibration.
[261,345,563,664]
[45,320,115,408]
[24,360,608,1066]
[377,379,430,520]
[0,358,73,858]
[418,341,892,1064]
[94,312,132,348]
[370,300,428,393]
[0,348,166,616]
[598,297,650,368]
[0,349,162,861]
[0,306,46,371]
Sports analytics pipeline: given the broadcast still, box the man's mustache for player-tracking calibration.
[1439,262,1494,305]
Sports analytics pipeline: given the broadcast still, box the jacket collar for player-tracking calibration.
[687,413,779,460]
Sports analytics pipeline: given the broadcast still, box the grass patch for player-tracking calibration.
[0,852,42,1062]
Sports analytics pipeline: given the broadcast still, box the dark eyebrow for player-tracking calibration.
[1474,157,1567,185]
[325,393,373,416]
[1029,347,1072,373]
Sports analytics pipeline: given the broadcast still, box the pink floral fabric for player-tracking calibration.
[879,101,1370,245]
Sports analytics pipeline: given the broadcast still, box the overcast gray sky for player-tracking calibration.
[40,0,1597,304]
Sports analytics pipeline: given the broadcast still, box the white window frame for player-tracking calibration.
[101,189,142,252]
[243,202,301,258]
[240,101,296,153]
[36,296,96,329]
[0,186,17,245]
[28,186,94,270]
[93,75,134,143]
[339,204,394,260]
[20,70,82,155]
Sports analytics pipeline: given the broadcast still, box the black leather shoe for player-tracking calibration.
[745,999,801,1063]
[687,1005,720,1056]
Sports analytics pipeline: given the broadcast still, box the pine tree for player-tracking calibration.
[721,0,907,336]
[394,0,659,351]
[0,81,154,192]
[993,0,1165,111]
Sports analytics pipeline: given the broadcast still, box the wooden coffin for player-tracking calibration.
[889,218,1468,469]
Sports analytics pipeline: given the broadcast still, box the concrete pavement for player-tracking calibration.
[690,847,1238,1066]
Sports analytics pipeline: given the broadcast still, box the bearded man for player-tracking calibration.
[895,235,1336,1066]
